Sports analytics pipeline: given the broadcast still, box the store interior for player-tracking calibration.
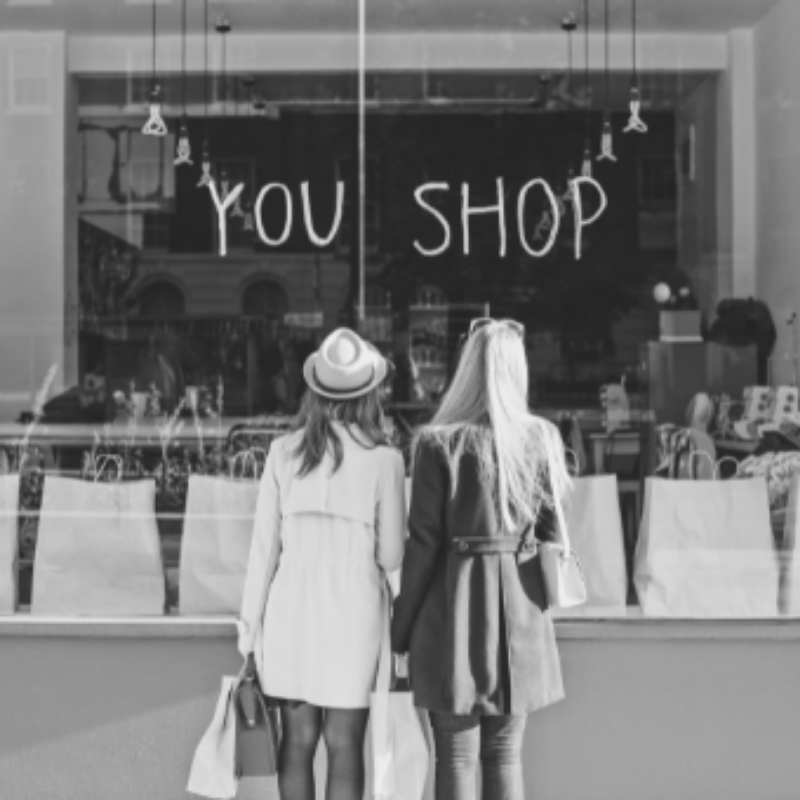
[0,0,796,616]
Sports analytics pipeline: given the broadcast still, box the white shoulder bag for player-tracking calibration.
[539,489,588,609]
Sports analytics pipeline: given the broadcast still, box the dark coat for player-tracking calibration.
[390,434,565,716]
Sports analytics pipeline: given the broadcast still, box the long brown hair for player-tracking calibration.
[290,386,391,477]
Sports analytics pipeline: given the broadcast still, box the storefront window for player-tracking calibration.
[0,0,797,620]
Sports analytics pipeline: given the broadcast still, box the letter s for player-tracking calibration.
[413,183,451,257]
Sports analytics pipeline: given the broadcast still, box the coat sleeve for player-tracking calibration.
[376,449,407,573]
[390,437,447,654]
[237,442,283,658]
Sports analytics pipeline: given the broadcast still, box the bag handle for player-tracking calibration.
[93,454,123,482]
[230,448,268,481]
[713,456,741,481]
[685,450,715,480]
[374,571,393,693]
[550,484,573,558]
[564,447,582,477]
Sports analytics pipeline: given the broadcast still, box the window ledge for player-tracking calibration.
[554,618,800,642]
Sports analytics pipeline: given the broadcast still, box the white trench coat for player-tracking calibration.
[237,424,406,709]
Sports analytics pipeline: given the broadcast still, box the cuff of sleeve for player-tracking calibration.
[236,620,253,657]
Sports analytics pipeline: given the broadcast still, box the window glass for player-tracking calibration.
[365,1,796,620]
[0,0,797,621]
[0,0,358,614]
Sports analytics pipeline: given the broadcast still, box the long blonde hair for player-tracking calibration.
[420,321,571,532]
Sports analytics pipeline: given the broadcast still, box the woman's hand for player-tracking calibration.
[241,653,257,681]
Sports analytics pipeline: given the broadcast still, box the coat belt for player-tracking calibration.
[451,536,537,555]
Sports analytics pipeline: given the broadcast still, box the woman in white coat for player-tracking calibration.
[238,328,407,800]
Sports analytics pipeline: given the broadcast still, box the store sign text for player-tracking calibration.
[210,177,607,261]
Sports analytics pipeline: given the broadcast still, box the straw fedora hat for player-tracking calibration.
[303,328,390,400]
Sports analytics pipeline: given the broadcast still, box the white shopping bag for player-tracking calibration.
[634,477,778,618]
[779,476,800,616]
[371,578,430,800]
[554,475,627,618]
[179,474,260,615]
[0,476,19,614]
[32,475,165,616]
[187,675,239,800]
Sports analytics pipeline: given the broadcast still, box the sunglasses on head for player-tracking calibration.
[468,318,525,338]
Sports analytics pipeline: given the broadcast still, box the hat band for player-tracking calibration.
[313,364,376,396]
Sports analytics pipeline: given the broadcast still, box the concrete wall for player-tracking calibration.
[754,1,800,384]
[0,620,797,800]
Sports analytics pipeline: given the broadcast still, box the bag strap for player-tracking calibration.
[550,484,572,558]
[713,456,741,481]
[374,570,394,694]
[685,450,714,480]
[94,454,123,482]
[230,448,268,481]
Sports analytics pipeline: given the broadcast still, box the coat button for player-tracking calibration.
[458,541,469,552]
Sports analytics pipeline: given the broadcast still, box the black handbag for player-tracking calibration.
[235,664,281,778]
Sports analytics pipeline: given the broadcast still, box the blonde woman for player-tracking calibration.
[238,328,406,800]
[391,318,571,800]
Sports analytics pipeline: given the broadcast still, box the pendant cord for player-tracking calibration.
[604,0,610,110]
[151,0,157,88]
[632,0,638,86]
[203,0,209,141]
[221,28,227,174]
[180,0,187,114]
[568,26,573,159]
[584,0,590,142]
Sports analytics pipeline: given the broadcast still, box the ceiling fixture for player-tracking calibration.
[142,0,166,137]
[561,12,578,204]
[230,75,246,219]
[198,0,213,187]
[174,0,193,166]
[241,75,257,231]
[625,0,648,133]
[597,0,617,162]
[580,0,593,178]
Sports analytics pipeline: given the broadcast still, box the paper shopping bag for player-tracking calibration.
[634,477,778,617]
[0,476,19,614]
[187,676,239,800]
[778,476,800,615]
[370,689,430,800]
[179,475,260,615]
[371,576,430,800]
[32,476,165,616]
[553,475,627,618]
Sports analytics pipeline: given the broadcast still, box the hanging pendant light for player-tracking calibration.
[241,75,256,231]
[230,74,246,218]
[561,13,578,204]
[597,0,618,162]
[174,0,193,166]
[580,0,593,178]
[625,0,648,133]
[198,0,213,187]
[143,0,167,136]
[216,15,231,199]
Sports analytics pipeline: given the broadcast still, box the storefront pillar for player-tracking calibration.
[0,32,75,415]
